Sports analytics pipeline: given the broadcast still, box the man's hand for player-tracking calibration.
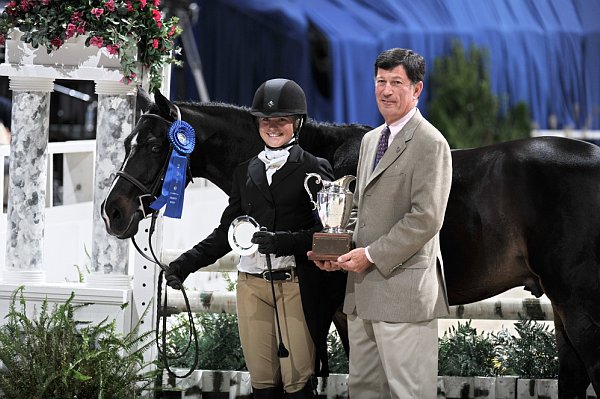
[336,247,372,273]
[308,251,343,271]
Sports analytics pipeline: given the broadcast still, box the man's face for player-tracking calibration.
[257,116,295,148]
[375,65,423,125]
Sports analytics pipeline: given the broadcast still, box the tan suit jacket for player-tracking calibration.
[343,109,452,322]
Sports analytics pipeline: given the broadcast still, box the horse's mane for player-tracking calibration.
[173,100,372,180]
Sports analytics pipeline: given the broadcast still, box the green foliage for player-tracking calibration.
[165,273,246,371]
[165,312,247,371]
[327,329,349,374]
[0,286,159,399]
[438,318,558,378]
[438,320,497,376]
[493,319,559,378]
[429,41,531,149]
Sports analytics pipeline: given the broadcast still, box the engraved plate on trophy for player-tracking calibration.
[304,173,356,261]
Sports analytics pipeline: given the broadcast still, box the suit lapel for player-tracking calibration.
[366,110,422,187]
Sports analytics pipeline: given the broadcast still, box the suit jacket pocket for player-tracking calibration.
[400,254,428,269]
[379,167,406,178]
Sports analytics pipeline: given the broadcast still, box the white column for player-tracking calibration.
[87,81,136,290]
[2,77,54,284]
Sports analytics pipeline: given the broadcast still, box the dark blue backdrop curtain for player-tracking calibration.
[173,0,599,130]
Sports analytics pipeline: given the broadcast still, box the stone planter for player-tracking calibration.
[474,377,496,399]
[4,29,122,69]
[516,378,558,399]
[438,376,474,399]
[495,376,518,399]
[161,372,596,399]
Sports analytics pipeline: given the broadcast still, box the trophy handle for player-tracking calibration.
[304,173,322,210]
[334,175,356,192]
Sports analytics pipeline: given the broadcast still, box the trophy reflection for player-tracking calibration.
[304,173,356,261]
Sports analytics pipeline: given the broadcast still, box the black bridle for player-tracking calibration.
[113,109,200,379]
[115,113,174,219]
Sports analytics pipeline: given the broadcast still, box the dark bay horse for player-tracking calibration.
[102,89,600,398]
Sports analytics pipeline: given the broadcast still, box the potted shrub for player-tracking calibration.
[438,321,497,398]
[0,0,182,91]
[0,286,159,399]
[493,319,559,399]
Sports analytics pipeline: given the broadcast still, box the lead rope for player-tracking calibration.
[131,211,199,378]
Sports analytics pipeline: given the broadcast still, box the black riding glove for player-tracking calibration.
[164,262,198,290]
[251,231,294,256]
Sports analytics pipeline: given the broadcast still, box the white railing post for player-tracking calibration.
[2,76,54,284]
[87,81,136,289]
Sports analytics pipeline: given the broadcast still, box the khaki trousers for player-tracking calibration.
[236,272,315,393]
[348,313,439,399]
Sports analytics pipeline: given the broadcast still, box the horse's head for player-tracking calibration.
[101,88,182,238]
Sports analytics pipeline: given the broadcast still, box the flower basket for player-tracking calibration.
[0,0,182,90]
[5,29,123,69]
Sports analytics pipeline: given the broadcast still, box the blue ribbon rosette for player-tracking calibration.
[150,120,196,218]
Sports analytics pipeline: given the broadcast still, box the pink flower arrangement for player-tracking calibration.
[0,0,182,91]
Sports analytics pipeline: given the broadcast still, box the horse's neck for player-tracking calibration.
[185,102,263,194]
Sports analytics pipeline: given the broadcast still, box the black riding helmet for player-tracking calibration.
[250,79,307,140]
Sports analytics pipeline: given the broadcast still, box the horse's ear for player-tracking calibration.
[153,89,178,120]
[136,86,154,114]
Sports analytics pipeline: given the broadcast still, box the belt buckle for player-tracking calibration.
[262,269,293,281]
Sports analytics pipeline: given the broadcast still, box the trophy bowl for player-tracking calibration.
[304,173,355,260]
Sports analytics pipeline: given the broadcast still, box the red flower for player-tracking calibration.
[50,37,63,48]
[89,36,104,48]
[0,35,5,46]
[126,1,134,12]
[104,0,116,12]
[65,23,76,39]
[151,8,161,22]
[168,25,176,37]
[153,0,160,6]
[121,72,137,85]
[91,7,104,19]
[139,0,147,8]
[19,0,30,12]
[152,38,159,49]
[71,11,84,23]
[106,44,120,55]
[76,23,86,35]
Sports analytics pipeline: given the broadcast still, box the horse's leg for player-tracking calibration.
[554,309,590,398]
[332,308,349,356]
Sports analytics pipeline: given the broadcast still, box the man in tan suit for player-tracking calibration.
[312,48,452,398]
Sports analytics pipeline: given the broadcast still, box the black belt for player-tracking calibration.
[246,268,295,282]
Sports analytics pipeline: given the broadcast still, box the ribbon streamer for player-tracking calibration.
[150,120,196,218]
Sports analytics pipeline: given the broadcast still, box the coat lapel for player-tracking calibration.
[248,156,273,203]
[270,145,302,188]
[366,110,422,187]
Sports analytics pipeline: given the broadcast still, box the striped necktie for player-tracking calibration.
[373,126,391,170]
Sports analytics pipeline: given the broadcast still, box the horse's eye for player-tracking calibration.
[151,145,161,153]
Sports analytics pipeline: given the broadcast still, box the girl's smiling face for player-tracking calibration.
[257,116,295,148]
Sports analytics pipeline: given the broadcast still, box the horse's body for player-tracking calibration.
[102,90,600,398]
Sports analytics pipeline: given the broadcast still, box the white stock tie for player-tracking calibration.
[258,148,290,184]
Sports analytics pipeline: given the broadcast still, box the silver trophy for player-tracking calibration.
[304,173,356,260]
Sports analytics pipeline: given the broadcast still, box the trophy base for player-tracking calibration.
[308,232,353,261]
